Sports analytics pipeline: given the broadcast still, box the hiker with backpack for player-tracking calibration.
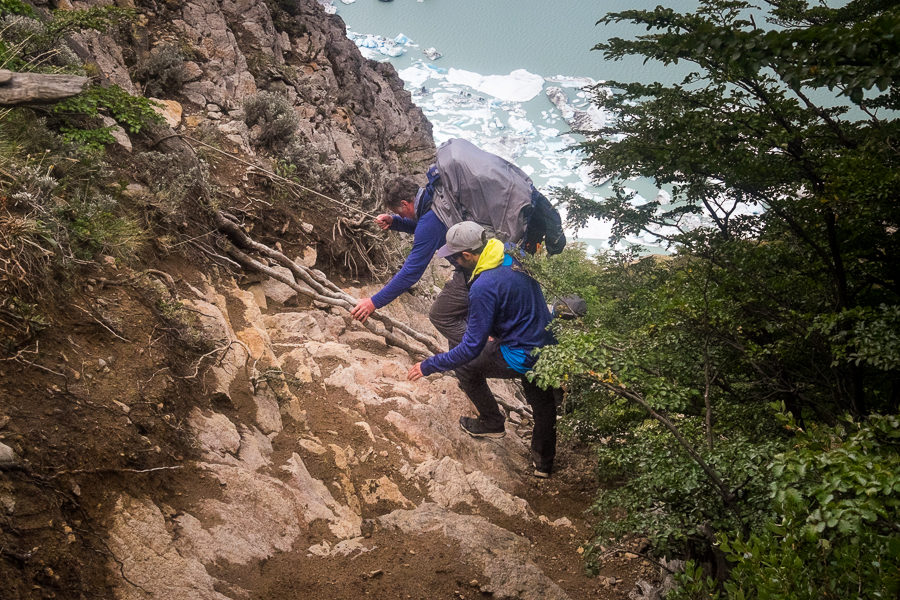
[351,138,565,350]
[406,221,559,478]
[349,175,450,324]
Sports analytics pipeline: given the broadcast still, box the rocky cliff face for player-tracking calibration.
[59,0,433,168]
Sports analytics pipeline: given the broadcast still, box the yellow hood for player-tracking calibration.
[469,238,505,282]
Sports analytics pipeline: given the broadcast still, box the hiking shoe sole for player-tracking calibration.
[532,461,552,479]
[458,417,505,439]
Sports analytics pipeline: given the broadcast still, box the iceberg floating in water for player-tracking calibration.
[423,47,442,61]
[347,31,413,59]
[445,68,544,103]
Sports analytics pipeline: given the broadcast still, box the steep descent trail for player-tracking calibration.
[103,263,657,599]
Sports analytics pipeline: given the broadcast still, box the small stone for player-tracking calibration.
[0,415,9,429]
[122,183,148,198]
[0,442,20,467]
[301,222,314,234]
[98,358,107,368]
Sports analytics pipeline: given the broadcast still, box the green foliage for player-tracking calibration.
[0,110,146,304]
[716,414,900,599]
[587,413,782,559]
[535,0,899,591]
[0,0,34,17]
[44,6,133,42]
[53,85,163,145]
[813,304,900,372]
[0,5,155,150]
[0,5,131,74]
[571,0,899,414]
[55,193,145,260]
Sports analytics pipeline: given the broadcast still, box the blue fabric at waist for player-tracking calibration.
[500,344,533,374]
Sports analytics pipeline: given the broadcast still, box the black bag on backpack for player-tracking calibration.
[523,188,566,256]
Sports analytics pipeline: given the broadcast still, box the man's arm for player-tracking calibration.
[389,215,417,234]
[352,212,446,321]
[416,284,496,376]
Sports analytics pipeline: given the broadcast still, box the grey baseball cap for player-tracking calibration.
[437,221,486,258]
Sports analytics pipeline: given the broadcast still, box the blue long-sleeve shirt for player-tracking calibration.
[371,211,447,308]
[420,255,555,375]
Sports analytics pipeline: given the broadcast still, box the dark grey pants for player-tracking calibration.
[429,269,469,348]
[454,339,557,470]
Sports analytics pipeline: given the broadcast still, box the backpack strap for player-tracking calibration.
[415,165,441,220]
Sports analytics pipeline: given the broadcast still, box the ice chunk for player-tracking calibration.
[398,65,431,88]
[423,47,442,60]
[445,68,544,102]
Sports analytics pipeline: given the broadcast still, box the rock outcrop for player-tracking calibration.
[62,0,433,169]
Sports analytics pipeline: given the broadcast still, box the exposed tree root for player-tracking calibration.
[214,216,444,358]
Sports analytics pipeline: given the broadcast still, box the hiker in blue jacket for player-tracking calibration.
[351,175,470,346]
[406,221,559,478]
[351,177,447,319]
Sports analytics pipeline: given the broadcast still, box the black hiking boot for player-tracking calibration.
[458,416,505,439]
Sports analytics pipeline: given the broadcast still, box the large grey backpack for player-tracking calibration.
[429,138,535,244]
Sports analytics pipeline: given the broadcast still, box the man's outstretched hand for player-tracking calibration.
[407,362,424,381]
[374,214,393,230]
[350,297,376,322]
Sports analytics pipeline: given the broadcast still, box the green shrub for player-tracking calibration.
[0,0,34,17]
[673,414,900,599]
[56,193,145,259]
[243,90,299,149]
[135,150,213,211]
[52,85,164,149]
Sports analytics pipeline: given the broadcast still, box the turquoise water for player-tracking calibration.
[336,0,696,82]
[334,0,698,249]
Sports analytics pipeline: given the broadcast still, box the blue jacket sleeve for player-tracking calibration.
[371,212,446,309]
[420,283,496,375]
[389,216,417,234]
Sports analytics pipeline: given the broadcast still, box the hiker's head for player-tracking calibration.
[384,176,419,219]
[437,221,487,267]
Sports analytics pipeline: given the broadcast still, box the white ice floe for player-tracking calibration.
[423,47,442,61]
[398,65,431,88]
[347,31,413,59]
[446,68,544,103]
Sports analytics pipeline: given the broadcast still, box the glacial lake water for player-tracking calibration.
[332,0,700,251]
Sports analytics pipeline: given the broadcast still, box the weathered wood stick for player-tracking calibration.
[225,245,434,359]
[0,69,88,105]
[215,212,444,355]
